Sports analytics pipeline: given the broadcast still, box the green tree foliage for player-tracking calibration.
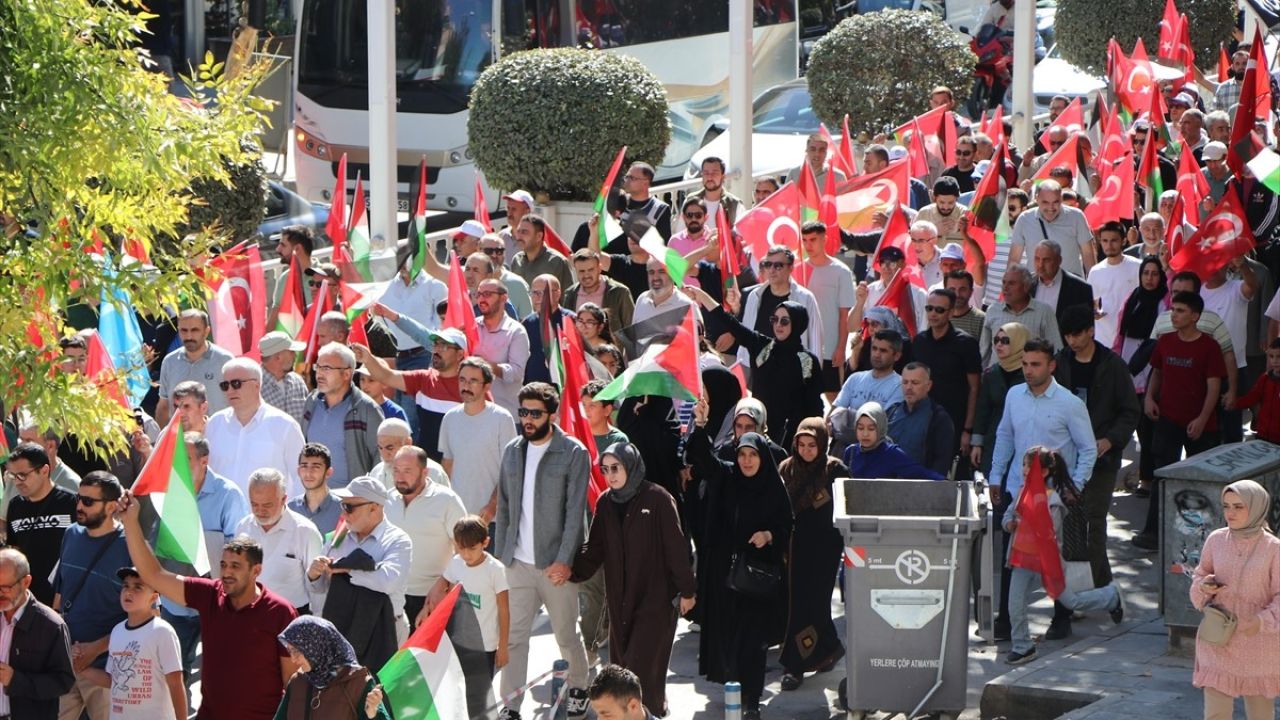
[806,10,975,134]
[0,0,272,455]
[1056,0,1235,73]
[468,48,670,201]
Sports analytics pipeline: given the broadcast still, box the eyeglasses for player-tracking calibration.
[684,212,705,220]
[218,378,258,391]
[477,290,505,298]
[76,495,106,506]
[994,336,1012,345]
[314,365,352,373]
[955,150,973,157]
[622,174,641,182]
[575,317,600,327]
[482,247,505,256]
[340,501,372,514]
[769,316,791,326]
[910,236,932,243]
[4,468,43,483]
[308,280,326,289]
[924,305,951,314]
[600,463,624,475]
[0,575,28,595]
[759,260,791,270]
[517,408,547,419]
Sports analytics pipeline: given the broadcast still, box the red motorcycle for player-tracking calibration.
[968,25,1013,119]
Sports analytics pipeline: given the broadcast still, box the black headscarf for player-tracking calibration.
[702,364,744,443]
[774,301,809,348]
[601,441,646,504]
[734,432,782,484]
[1120,255,1168,340]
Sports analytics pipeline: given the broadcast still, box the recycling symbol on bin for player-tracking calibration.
[894,550,931,585]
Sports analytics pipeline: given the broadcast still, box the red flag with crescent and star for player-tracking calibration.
[206,242,266,360]
[1169,192,1256,281]
[835,159,910,233]
[736,182,801,262]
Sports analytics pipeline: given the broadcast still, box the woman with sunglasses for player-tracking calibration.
[686,284,824,448]
[570,443,695,718]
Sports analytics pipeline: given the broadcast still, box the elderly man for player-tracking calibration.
[910,220,946,286]
[1030,239,1095,343]
[258,331,308,424]
[1177,108,1209,164]
[1124,212,1166,259]
[563,249,635,334]
[385,446,466,630]
[480,233,534,318]
[473,277,531,416]
[499,189,535,261]
[369,417,448,490]
[523,274,577,384]
[511,215,573,290]
[303,343,384,489]
[0,547,75,720]
[308,476,413,657]
[632,258,697,326]
[236,468,323,615]
[156,309,235,426]
[1009,180,1096,277]
[204,357,306,497]
[981,265,1061,366]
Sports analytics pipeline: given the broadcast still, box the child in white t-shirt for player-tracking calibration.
[427,515,509,719]
[84,567,185,720]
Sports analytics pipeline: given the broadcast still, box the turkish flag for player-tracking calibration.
[1176,141,1209,224]
[821,164,840,255]
[84,330,130,410]
[1228,25,1270,177]
[1008,453,1066,599]
[207,242,267,360]
[820,122,855,179]
[874,263,921,337]
[325,153,348,250]
[1094,103,1132,171]
[894,105,956,167]
[1085,155,1135,229]
[1165,195,1194,259]
[1038,96,1084,146]
[443,251,480,352]
[1111,38,1156,117]
[871,204,925,290]
[474,174,493,233]
[736,182,801,261]
[1169,192,1257,280]
[835,159,910,232]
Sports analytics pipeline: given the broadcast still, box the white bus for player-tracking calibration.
[291,0,800,215]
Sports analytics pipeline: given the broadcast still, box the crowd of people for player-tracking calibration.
[6,17,1280,720]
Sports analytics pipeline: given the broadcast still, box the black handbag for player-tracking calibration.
[1054,476,1090,562]
[726,549,782,599]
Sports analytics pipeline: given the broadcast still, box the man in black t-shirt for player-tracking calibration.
[4,442,77,604]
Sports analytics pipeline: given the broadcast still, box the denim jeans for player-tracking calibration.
[1008,567,1119,654]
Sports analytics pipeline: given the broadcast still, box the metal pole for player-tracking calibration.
[184,0,205,69]
[1010,0,1036,153]
[367,0,398,249]
[728,0,754,200]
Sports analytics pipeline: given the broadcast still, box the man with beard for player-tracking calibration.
[1215,48,1248,112]
[940,137,979,194]
[632,258,696,325]
[1087,222,1142,348]
[499,189,534,261]
[1008,180,1096,277]
[563,250,634,335]
[915,176,970,248]
[302,343,384,487]
[385,445,466,631]
[686,156,744,224]
[473,278,531,416]
[3,442,77,603]
[235,469,323,615]
[368,418,447,491]
[523,274,577,384]
[494,383,591,720]
[511,215,574,290]
[156,309,235,426]
[0,547,75,720]
[353,330,466,461]
[440,358,517,519]
[118,495,298,720]
[51,471,131,720]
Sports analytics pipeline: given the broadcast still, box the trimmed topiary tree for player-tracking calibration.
[180,138,269,243]
[806,10,974,135]
[469,48,670,202]
[1056,0,1235,74]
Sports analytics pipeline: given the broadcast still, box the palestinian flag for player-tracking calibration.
[276,254,308,338]
[637,226,687,286]
[540,285,564,388]
[0,428,10,464]
[340,282,376,348]
[1137,127,1165,212]
[133,421,210,576]
[325,154,348,254]
[595,304,699,402]
[593,146,628,249]
[1247,146,1280,194]
[346,174,373,282]
[715,205,739,311]
[409,157,430,279]
[379,584,470,720]
[968,142,1007,261]
[298,279,336,365]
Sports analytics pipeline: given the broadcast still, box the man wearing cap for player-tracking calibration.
[303,343,384,489]
[155,309,236,427]
[352,331,465,461]
[259,331,309,424]
[852,246,929,337]
[52,471,131,720]
[309,476,413,652]
[500,190,535,262]
[205,357,306,497]
[382,245,449,437]
[1215,49,1248,112]
[369,418,448,491]
[384,445,466,631]
[617,162,672,253]
[474,278,531,416]
[511,215,574,290]
[686,156,744,224]
[0,546,75,720]
[480,234,535,318]
[413,221,487,286]
[235,468,322,615]
[1008,180,1096,278]
[1201,141,1235,203]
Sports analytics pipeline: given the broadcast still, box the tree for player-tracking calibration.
[468,48,670,202]
[806,10,974,134]
[0,0,273,455]
[1056,0,1235,73]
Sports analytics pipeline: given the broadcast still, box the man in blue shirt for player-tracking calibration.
[886,363,956,478]
[53,471,132,720]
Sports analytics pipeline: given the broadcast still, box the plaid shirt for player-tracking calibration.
[1215,78,1241,113]
[262,370,309,425]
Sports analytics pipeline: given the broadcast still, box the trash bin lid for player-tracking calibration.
[1156,441,1280,482]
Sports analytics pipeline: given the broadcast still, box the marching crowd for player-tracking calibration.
[6,14,1280,720]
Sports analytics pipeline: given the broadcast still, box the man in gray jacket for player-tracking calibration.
[494,382,590,720]
[303,343,384,488]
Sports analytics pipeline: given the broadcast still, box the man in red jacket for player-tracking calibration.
[1233,338,1280,444]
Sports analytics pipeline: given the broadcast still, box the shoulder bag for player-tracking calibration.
[60,528,123,614]
[725,505,782,599]
[1197,535,1264,646]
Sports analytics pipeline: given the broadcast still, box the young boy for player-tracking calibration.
[85,567,185,720]
[428,516,509,719]
[1233,337,1280,444]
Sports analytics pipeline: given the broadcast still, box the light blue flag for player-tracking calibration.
[98,262,149,407]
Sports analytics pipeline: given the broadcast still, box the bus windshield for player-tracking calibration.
[298,0,493,114]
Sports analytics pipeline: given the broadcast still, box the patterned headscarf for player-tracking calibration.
[279,616,358,689]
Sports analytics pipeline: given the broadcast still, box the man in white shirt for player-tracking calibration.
[1087,221,1141,348]
[235,468,322,613]
[1201,258,1258,443]
[738,245,823,365]
[1008,180,1097,277]
[439,358,518,520]
[204,358,306,497]
[798,221,856,402]
[384,446,466,631]
[632,257,697,326]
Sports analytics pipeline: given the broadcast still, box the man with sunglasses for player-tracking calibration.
[494,382,591,720]
[910,288,982,479]
[738,246,822,365]
[155,309,235,427]
[205,357,306,497]
[940,137,979,194]
[52,471,131,720]
[666,198,713,289]
[617,162,672,253]
[3,442,77,605]
[481,234,534,318]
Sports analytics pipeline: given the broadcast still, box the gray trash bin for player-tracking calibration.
[833,479,985,720]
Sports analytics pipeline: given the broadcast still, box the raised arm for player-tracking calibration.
[351,342,407,392]
[117,492,189,605]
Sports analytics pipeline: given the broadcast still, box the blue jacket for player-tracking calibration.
[843,441,946,481]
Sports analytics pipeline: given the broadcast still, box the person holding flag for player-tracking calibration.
[1003,446,1125,665]
[798,221,857,403]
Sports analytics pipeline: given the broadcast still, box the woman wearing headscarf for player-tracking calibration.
[852,305,913,373]
[841,402,945,480]
[710,397,789,465]
[688,403,793,720]
[275,616,390,720]
[571,443,696,718]
[778,418,847,691]
[969,321,1030,477]
[1113,255,1169,496]
[1189,480,1280,719]
[688,285,824,448]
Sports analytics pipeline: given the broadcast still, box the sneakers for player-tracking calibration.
[1044,619,1072,641]
[1131,532,1158,551]
[498,708,522,720]
[566,688,589,718]
[1005,647,1037,665]
[780,672,803,691]
[1110,586,1126,625]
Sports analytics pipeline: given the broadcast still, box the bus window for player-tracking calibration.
[502,0,564,52]
[754,0,795,26]
[577,1,728,47]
